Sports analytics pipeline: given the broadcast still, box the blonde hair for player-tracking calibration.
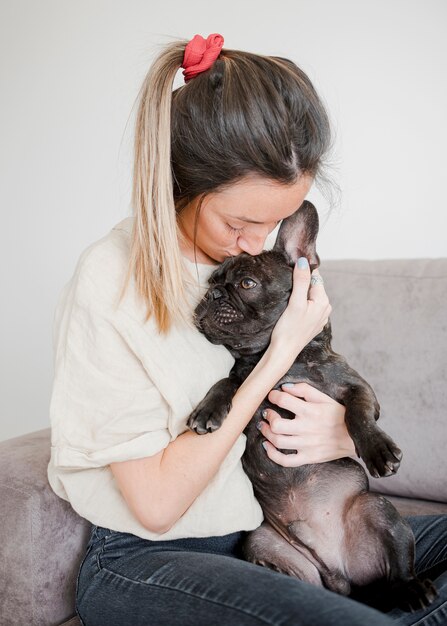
[118,40,191,334]
[119,38,332,334]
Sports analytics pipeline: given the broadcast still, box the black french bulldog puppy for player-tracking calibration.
[187,201,437,612]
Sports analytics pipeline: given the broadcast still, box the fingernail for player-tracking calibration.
[282,383,294,388]
[262,441,268,451]
[261,409,268,419]
[256,421,262,430]
[297,257,308,269]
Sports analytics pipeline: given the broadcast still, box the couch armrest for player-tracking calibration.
[0,428,91,626]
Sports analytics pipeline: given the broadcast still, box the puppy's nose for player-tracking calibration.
[210,288,222,300]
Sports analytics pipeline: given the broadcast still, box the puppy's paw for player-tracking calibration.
[186,377,238,435]
[358,431,403,478]
[249,557,297,577]
[392,577,437,612]
[187,400,231,435]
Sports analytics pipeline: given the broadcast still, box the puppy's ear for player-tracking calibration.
[273,200,320,270]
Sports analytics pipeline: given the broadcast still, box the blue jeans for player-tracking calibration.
[76,515,447,625]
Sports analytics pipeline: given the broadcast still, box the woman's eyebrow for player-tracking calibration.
[236,216,263,224]
[236,216,281,225]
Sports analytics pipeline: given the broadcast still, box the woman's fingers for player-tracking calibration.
[257,415,299,449]
[266,390,309,421]
[309,268,324,287]
[261,439,328,467]
[261,440,304,467]
[279,382,335,404]
[288,258,311,307]
[260,384,354,468]
[309,269,331,314]
[268,259,332,366]
[263,383,335,431]
[293,264,331,326]
[261,439,351,467]
[290,264,330,306]
[309,269,325,297]
[267,383,336,420]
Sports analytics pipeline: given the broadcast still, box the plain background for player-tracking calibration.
[1,0,446,442]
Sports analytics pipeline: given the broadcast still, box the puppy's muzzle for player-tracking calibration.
[212,301,244,325]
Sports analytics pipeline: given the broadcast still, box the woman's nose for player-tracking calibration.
[237,233,266,256]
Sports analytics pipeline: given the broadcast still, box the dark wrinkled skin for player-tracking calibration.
[187,201,437,612]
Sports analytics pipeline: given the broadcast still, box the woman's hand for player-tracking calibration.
[258,382,357,467]
[268,258,332,368]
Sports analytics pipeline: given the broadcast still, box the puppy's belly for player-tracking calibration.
[242,430,369,575]
[243,418,368,517]
[246,454,368,529]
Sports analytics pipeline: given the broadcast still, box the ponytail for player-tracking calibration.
[119,40,193,334]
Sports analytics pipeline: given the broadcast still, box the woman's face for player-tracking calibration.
[177,174,314,264]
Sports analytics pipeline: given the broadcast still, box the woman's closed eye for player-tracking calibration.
[225,223,245,234]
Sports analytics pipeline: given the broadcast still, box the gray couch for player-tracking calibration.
[1,258,446,626]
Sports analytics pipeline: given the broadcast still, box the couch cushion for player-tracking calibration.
[322,258,447,503]
[0,429,91,626]
[387,495,447,517]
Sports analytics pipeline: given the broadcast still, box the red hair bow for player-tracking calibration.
[181,33,224,83]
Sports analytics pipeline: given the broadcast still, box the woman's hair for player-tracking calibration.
[119,38,333,333]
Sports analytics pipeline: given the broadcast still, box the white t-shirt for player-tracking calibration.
[47,216,264,539]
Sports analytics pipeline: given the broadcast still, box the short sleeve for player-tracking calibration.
[49,240,171,470]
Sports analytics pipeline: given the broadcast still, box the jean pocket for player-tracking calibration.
[97,530,146,569]
[92,525,117,541]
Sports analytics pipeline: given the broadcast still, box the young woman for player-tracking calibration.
[48,34,447,625]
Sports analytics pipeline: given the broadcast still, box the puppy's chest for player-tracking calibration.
[235,357,340,401]
[279,360,327,391]
[282,359,347,404]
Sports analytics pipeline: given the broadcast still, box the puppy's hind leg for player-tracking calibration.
[242,522,323,586]
[344,492,437,612]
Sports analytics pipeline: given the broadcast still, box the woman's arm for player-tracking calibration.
[110,261,331,534]
[111,349,297,533]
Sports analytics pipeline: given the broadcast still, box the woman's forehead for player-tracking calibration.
[205,175,313,222]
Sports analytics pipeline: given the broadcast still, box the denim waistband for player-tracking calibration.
[92,525,249,558]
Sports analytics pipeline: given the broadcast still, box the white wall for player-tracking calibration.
[1,0,446,441]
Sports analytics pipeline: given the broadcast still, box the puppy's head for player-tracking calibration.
[194,200,320,357]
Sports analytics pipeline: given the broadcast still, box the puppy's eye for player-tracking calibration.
[240,278,257,289]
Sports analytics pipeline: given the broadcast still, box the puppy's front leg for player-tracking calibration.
[187,377,240,434]
[342,381,403,478]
